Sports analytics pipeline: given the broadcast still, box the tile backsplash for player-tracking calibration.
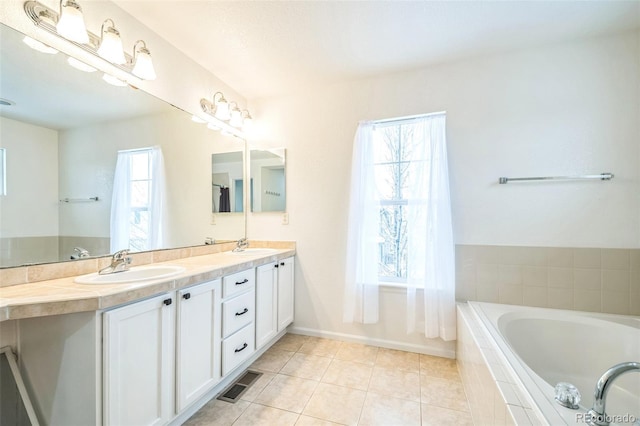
[455,245,640,316]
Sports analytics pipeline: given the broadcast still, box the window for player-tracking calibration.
[373,123,424,283]
[344,113,456,340]
[110,147,165,252]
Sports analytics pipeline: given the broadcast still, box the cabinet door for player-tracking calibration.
[103,293,175,426]
[176,280,221,412]
[255,262,278,349]
[277,257,295,331]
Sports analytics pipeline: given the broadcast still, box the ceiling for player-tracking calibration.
[113,1,640,100]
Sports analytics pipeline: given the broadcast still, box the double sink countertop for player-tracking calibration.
[0,246,295,322]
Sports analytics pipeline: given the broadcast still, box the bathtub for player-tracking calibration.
[467,302,640,425]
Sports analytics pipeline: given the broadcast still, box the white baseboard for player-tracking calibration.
[288,326,456,359]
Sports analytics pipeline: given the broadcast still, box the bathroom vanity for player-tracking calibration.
[1,246,295,425]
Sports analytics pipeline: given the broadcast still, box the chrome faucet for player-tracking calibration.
[232,238,249,252]
[72,247,90,259]
[586,361,640,426]
[99,249,132,275]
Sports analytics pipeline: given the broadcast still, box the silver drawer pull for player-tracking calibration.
[235,308,249,316]
[234,343,248,353]
[235,278,249,286]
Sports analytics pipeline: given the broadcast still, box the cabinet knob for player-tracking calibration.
[163,298,172,306]
[274,264,279,268]
[234,343,248,353]
[183,293,191,300]
[280,262,285,266]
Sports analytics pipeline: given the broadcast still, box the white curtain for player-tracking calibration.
[110,146,166,252]
[343,114,456,340]
[343,122,381,324]
[406,115,456,341]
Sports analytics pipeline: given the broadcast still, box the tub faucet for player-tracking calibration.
[232,238,249,252]
[99,249,132,275]
[586,361,640,426]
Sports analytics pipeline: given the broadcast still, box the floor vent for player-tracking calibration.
[217,370,263,403]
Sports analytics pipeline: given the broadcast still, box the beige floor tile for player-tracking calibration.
[295,415,344,425]
[303,382,366,425]
[183,399,249,426]
[421,404,474,426]
[233,403,299,426]
[420,375,470,412]
[321,358,373,391]
[334,342,379,366]
[419,354,461,382]
[368,366,421,402]
[240,371,276,402]
[251,348,295,373]
[375,348,420,372]
[359,392,421,426]
[272,333,310,352]
[298,337,343,358]
[254,374,318,413]
[281,352,332,381]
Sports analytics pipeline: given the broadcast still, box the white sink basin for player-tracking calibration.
[74,265,186,284]
[229,248,279,256]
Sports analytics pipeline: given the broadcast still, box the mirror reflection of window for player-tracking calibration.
[249,148,286,213]
[211,151,244,213]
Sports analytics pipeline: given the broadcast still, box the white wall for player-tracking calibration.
[59,109,245,246]
[247,31,640,352]
[0,117,58,238]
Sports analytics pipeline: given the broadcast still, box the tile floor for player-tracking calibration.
[184,334,473,426]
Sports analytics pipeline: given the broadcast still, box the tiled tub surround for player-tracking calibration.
[455,245,640,315]
[457,303,546,426]
[0,241,295,322]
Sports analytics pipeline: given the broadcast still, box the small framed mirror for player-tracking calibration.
[212,151,245,213]
[249,148,286,212]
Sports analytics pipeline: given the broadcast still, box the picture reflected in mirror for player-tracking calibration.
[249,148,286,213]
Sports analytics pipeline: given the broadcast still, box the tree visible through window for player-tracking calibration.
[373,122,425,283]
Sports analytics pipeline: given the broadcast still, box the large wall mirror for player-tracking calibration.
[0,23,246,268]
[249,148,286,212]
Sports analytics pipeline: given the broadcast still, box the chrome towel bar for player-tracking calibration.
[60,197,100,203]
[498,173,614,184]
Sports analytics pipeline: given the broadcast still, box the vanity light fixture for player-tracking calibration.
[213,92,231,121]
[131,40,156,80]
[67,57,96,72]
[22,36,58,54]
[198,92,252,139]
[241,110,253,130]
[56,0,89,44]
[97,19,126,64]
[229,102,243,128]
[24,1,158,82]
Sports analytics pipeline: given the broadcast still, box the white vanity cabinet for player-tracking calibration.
[103,292,176,426]
[175,279,222,412]
[221,269,256,376]
[256,256,295,349]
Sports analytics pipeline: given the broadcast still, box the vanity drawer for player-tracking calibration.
[223,269,255,298]
[222,324,255,376]
[222,289,255,338]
